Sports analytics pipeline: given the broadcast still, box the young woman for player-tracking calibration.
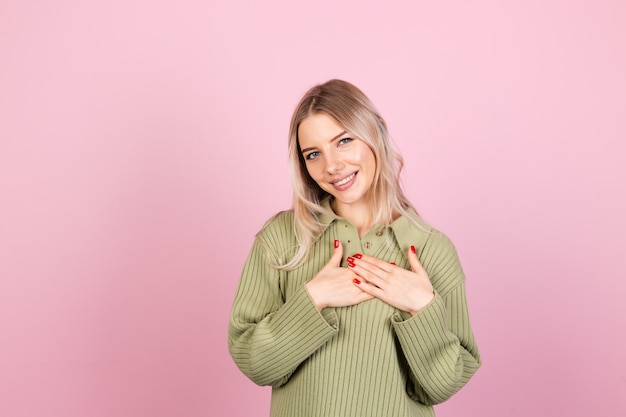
[228,79,481,417]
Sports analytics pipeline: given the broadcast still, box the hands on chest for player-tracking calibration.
[305,240,435,315]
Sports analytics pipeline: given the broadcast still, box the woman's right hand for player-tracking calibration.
[305,240,373,311]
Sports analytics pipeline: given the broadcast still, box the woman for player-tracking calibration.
[228,79,481,417]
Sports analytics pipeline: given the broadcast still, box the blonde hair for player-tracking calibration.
[279,79,422,270]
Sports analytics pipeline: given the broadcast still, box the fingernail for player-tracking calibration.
[353,253,362,259]
[353,278,361,284]
[347,257,355,267]
[411,245,416,254]
[334,240,339,248]
[390,262,396,265]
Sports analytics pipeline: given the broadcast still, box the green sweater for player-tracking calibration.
[228,205,481,417]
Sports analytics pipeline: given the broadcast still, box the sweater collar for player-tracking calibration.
[318,198,338,226]
[317,198,431,255]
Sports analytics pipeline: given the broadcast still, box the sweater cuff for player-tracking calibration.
[272,284,339,338]
[391,291,441,323]
[391,292,448,340]
[303,284,339,330]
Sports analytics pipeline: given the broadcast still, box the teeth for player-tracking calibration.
[335,173,355,186]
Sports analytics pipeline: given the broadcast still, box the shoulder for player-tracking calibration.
[390,211,435,252]
[394,209,457,255]
[422,227,457,255]
[259,210,294,233]
[420,228,466,294]
[256,210,296,247]
[403,223,459,261]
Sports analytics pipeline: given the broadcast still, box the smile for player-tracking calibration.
[332,172,356,186]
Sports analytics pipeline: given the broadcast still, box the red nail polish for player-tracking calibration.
[347,260,355,268]
[354,253,362,259]
[334,240,339,248]
[411,245,416,254]
[353,278,361,284]
[390,262,396,265]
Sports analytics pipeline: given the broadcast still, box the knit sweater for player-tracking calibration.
[228,204,481,417]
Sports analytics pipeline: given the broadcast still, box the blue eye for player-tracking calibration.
[305,151,320,160]
[338,137,354,145]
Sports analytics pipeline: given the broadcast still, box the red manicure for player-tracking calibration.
[334,240,339,248]
[353,278,361,284]
[390,262,396,265]
[411,245,416,254]
[347,257,355,267]
[353,253,362,259]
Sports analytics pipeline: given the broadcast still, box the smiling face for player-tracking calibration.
[298,112,377,217]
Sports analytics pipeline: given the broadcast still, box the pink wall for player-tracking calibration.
[1,1,624,416]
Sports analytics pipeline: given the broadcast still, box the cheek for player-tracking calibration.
[304,163,323,182]
[355,147,376,171]
[368,153,377,171]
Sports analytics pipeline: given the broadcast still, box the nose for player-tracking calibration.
[324,151,345,174]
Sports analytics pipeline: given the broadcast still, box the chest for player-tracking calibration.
[279,222,410,300]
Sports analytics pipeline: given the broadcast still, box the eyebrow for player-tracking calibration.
[300,131,347,154]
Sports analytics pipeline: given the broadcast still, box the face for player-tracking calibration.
[298,112,376,215]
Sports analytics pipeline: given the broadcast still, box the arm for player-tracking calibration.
[228,237,339,387]
[391,232,481,405]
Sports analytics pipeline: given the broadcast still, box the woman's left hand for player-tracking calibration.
[347,246,435,315]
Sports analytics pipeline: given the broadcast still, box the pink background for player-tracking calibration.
[1,1,625,416]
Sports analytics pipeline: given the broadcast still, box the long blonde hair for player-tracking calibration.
[279,79,422,270]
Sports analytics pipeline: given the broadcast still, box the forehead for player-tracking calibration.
[298,113,345,146]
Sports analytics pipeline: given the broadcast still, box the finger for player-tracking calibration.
[407,245,425,273]
[352,286,375,302]
[352,253,394,273]
[329,239,344,267]
[353,278,385,298]
[350,264,386,288]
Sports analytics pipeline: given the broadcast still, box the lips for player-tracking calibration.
[330,172,357,190]
[333,173,355,186]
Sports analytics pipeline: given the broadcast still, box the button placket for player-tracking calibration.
[361,226,385,255]
[336,221,362,264]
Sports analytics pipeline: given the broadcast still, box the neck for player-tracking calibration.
[331,198,374,237]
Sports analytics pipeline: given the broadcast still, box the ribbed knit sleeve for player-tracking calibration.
[228,213,339,387]
[391,231,481,405]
